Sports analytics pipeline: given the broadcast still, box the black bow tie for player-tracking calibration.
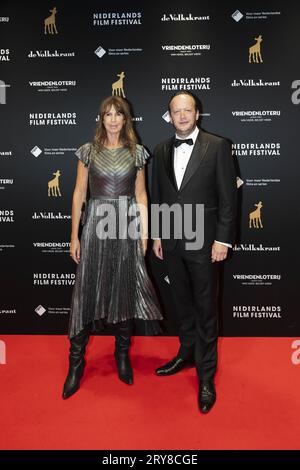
[174,138,193,148]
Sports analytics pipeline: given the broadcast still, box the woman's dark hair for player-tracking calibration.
[94,96,137,154]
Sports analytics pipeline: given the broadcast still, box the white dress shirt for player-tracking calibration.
[174,127,231,249]
[174,127,199,189]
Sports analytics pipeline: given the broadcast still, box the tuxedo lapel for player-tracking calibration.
[179,132,209,192]
[162,138,177,191]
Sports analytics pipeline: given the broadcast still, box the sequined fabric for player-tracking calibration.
[68,143,162,338]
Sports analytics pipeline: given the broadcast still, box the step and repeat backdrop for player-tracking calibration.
[0,0,299,336]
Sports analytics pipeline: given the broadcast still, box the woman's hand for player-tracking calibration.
[142,238,148,256]
[153,239,163,260]
[70,238,81,264]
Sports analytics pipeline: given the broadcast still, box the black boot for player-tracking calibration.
[114,320,133,385]
[62,325,90,399]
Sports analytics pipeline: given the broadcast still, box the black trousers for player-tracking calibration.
[163,242,218,381]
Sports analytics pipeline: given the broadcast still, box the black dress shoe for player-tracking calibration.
[155,357,192,376]
[198,380,216,414]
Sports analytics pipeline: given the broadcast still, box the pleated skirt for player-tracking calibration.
[68,196,163,338]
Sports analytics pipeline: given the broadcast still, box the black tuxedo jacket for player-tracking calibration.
[151,129,237,253]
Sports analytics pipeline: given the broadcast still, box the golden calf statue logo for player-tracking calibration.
[44,6,58,34]
[112,71,126,97]
[48,170,62,197]
[249,35,263,63]
[249,201,263,228]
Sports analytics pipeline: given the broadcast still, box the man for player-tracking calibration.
[151,92,237,413]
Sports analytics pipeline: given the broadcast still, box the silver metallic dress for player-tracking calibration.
[68,142,163,338]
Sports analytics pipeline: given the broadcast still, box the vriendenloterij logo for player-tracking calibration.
[161,44,211,57]
[33,241,70,254]
[232,110,280,122]
[232,274,281,286]
[0,178,14,188]
[28,80,76,93]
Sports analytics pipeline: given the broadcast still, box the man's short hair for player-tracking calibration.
[168,91,199,112]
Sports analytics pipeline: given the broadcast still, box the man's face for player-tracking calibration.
[169,94,199,137]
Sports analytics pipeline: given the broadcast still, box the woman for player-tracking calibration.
[63,96,162,399]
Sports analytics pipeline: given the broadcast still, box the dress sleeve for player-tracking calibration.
[135,145,150,170]
[75,143,91,168]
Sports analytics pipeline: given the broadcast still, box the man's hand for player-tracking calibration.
[153,239,163,260]
[211,241,228,262]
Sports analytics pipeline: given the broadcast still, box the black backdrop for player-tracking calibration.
[0,0,299,336]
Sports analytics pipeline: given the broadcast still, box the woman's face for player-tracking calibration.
[103,105,125,138]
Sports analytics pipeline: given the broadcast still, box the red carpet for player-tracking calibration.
[0,336,299,450]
